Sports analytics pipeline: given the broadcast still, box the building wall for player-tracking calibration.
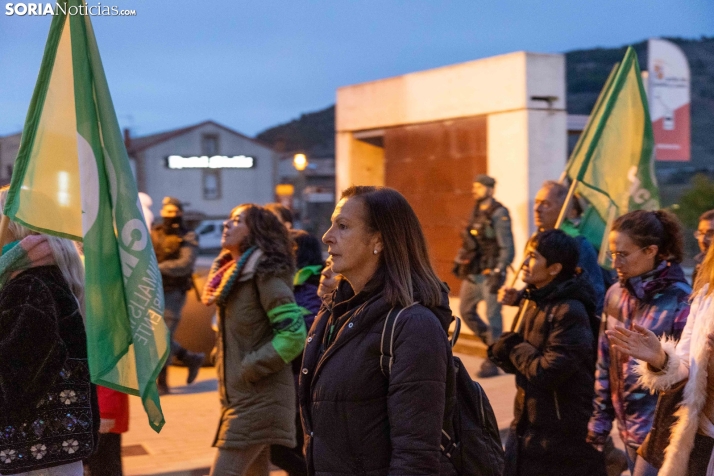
[383,116,487,292]
[0,133,21,184]
[335,51,567,317]
[139,123,277,218]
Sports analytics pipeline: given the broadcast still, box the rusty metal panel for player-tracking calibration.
[384,116,487,293]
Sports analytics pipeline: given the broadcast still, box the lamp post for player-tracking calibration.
[293,153,308,227]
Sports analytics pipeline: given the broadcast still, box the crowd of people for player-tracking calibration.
[2,174,714,476]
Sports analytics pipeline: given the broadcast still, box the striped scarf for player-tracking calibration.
[201,247,258,307]
[0,234,55,288]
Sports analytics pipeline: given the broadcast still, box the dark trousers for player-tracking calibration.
[270,413,307,476]
[689,433,714,476]
[85,432,122,476]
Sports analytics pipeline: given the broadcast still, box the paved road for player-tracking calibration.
[121,353,515,476]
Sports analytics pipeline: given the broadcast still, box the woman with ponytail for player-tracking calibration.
[0,188,98,476]
[587,210,691,476]
[607,216,714,476]
[203,204,306,476]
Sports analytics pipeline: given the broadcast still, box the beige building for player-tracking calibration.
[336,51,568,296]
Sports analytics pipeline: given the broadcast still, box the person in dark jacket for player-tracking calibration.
[454,174,515,378]
[0,196,98,476]
[300,186,456,476]
[151,196,204,394]
[489,230,605,476]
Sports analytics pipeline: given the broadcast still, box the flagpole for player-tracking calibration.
[0,215,9,257]
[554,179,579,229]
[597,204,618,265]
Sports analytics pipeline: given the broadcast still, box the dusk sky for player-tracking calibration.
[1,0,712,138]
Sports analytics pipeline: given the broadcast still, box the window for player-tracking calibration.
[202,135,219,156]
[203,169,221,200]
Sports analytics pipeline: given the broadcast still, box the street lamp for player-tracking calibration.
[293,153,308,171]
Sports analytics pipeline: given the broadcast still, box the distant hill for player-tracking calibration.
[255,105,335,159]
[567,37,714,168]
[256,37,714,168]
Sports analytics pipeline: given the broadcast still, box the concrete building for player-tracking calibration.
[126,120,279,219]
[0,132,21,186]
[336,51,568,295]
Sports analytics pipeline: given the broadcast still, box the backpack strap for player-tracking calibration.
[380,304,417,378]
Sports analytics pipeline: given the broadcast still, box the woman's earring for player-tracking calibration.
[373,249,378,255]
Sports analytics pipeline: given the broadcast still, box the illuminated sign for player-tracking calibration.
[166,155,255,169]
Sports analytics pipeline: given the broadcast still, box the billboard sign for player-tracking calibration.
[648,38,691,161]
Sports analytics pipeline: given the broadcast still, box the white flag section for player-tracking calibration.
[648,38,691,162]
[4,0,169,431]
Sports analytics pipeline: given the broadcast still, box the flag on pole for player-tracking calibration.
[4,0,169,431]
[563,47,659,264]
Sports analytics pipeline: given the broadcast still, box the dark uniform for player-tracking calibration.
[150,199,202,392]
[454,175,515,376]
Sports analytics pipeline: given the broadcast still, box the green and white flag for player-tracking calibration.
[563,46,659,265]
[4,0,169,431]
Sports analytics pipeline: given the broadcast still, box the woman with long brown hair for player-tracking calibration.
[203,204,306,476]
[608,223,714,475]
[299,186,455,475]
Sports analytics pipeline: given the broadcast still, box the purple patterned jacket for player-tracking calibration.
[587,261,691,448]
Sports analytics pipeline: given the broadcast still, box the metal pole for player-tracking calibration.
[0,215,9,257]
[554,179,579,230]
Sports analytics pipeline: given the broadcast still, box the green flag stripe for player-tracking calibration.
[576,47,637,183]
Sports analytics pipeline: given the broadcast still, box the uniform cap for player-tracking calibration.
[474,174,496,187]
[162,196,184,211]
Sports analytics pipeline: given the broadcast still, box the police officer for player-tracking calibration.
[151,197,204,394]
[454,174,515,378]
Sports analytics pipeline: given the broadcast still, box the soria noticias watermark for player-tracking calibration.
[5,2,137,16]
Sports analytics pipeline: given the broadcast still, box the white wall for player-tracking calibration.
[140,123,277,218]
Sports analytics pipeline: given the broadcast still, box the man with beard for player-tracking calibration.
[151,196,204,395]
[454,174,515,378]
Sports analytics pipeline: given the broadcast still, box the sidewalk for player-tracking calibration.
[121,355,512,476]
[121,367,287,476]
[122,354,624,475]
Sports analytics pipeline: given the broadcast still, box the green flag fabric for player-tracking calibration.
[4,0,169,431]
[563,47,659,265]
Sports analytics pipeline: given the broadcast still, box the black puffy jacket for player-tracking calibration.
[490,272,604,476]
[299,276,455,476]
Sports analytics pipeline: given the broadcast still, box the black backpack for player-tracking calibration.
[380,308,505,476]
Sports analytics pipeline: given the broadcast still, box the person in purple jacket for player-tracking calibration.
[587,210,691,476]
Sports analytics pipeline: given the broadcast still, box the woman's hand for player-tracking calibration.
[606,324,666,369]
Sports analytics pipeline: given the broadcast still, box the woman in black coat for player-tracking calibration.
[299,186,455,476]
[0,200,98,476]
[490,230,605,476]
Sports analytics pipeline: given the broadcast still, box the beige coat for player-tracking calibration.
[636,285,714,475]
[213,250,299,450]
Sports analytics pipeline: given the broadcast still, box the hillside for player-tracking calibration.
[256,37,714,168]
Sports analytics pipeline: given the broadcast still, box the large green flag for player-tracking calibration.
[4,0,169,431]
[563,47,659,265]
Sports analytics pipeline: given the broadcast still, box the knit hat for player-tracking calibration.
[474,174,496,187]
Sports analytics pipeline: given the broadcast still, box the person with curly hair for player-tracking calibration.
[202,204,307,476]
[587,210,691,476]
